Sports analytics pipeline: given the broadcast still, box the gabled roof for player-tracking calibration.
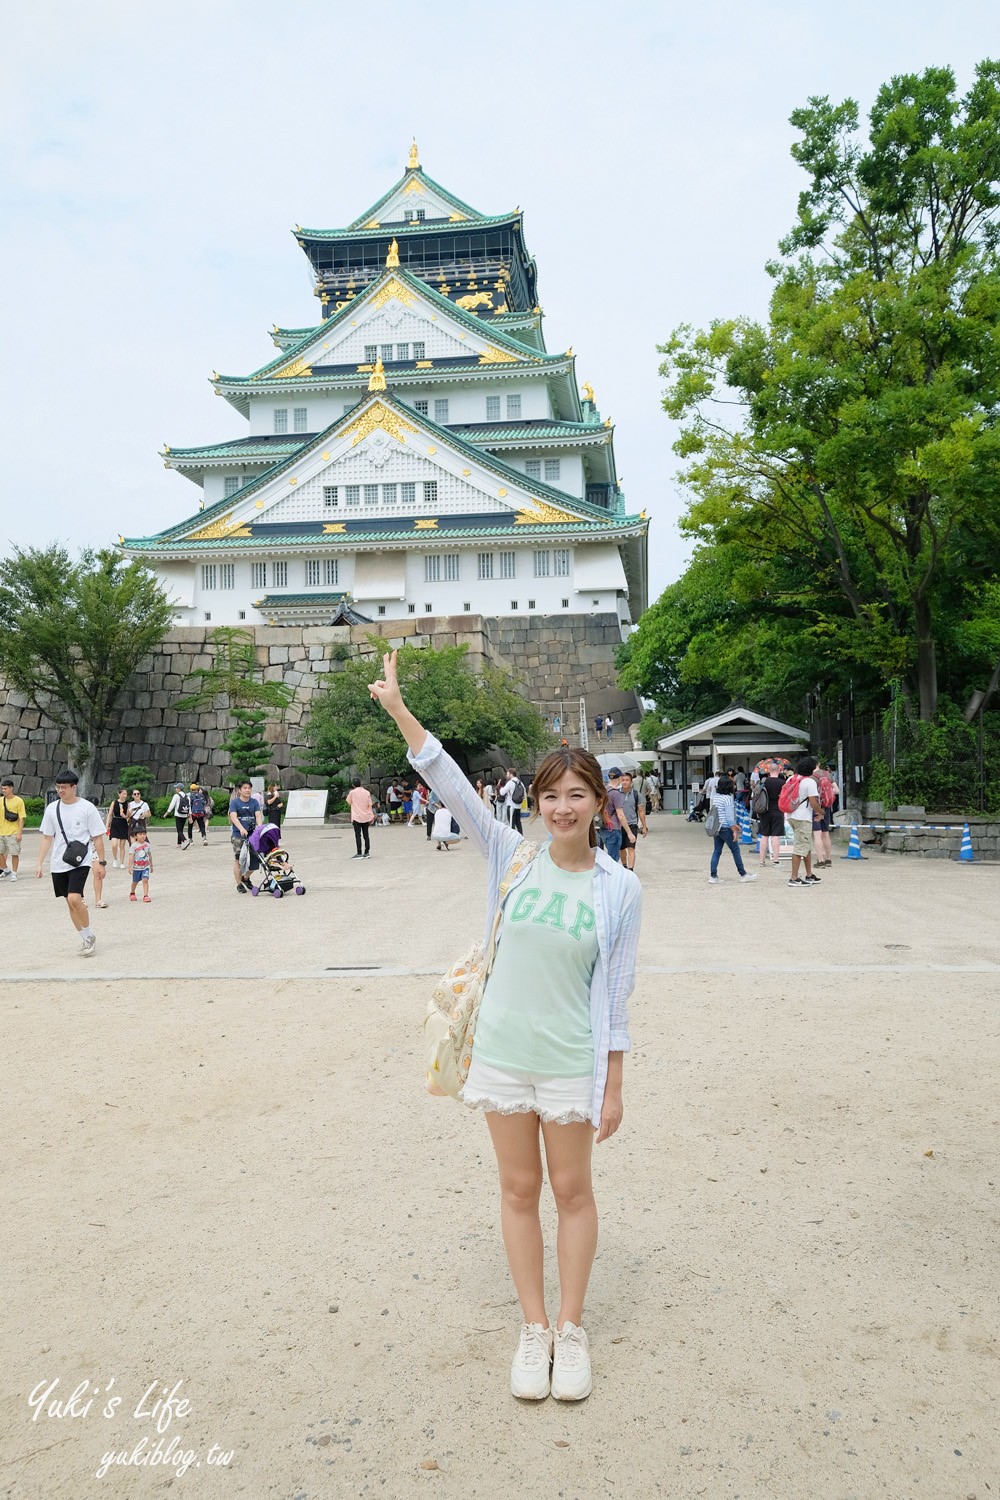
[131,390,634,550]
[299,210,518,242]
[656,706,809,753]
[221,266,552,387]
[340,165,485,232]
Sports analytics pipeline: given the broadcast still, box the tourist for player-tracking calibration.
[482,779,497,819]
[594,712,604,737]
[188,783,211,844]
[408,783,427,827]
[432,800,460,850]
[386,780,403,823]
[228,777,263,893]
[127,788,151,837]
[128,829,154,903]
[0,776,26,881]
[165,783,191,847]
[346,776,375,859]
[425,786,441,841]
[604,714,614,740]
[601,768,635,866]
[708,775,757,884]
[786,756,823,888]
[34,769,108,956]
[369,648,641,1403]
[755,760,786,867]
[105,787,131,867]
[618,773,647,871]
[265,782,284,829]
[812,764,838,866]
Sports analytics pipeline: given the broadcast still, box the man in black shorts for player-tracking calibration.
[35,769,108,956]
[618,772,648,870]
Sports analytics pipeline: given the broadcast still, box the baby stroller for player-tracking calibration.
[247,823,306,897]
[687,795,709,823]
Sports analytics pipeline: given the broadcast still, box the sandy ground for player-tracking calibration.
[1,814,998,1500]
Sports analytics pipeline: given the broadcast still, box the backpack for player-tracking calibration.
[777,774,803,816]
[818,773,836,810]
[705,803,721,836]
[510,778,525,805]
[190,790,206,816]
[751,782,769,816]
[177,793,191,816]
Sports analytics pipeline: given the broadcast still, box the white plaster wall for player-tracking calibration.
[247,395,355,437]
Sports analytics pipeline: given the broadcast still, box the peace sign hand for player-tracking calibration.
[369,650,403,713]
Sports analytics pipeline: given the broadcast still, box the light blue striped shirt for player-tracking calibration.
[712,793,737,829]
[407,733,642,1128]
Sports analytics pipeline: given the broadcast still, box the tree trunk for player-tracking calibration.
[915,595,938,722]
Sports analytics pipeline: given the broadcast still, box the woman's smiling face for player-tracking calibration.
[537,769,600,845]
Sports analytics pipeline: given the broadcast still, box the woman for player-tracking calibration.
[264,783,284,829]
[370,650,641,1404]
[345,776,374,859]
[127,789,151,838]
[708,775,757,884]
[106,788,130,867]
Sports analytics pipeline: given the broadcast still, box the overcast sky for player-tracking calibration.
[1,1,994,597]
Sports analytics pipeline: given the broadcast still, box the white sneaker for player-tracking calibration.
[551,1322,592,1401]
[739,872,758,882]
[510,1322,552,1400]
[708,875,719,883]
[8,872,16,882]
[80,934,97,957]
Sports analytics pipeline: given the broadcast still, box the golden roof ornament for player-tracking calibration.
[368,357,387,392]
[386,238,400,268]
[408,139,420,170]
[582,382,595,404]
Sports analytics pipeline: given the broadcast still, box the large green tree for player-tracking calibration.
[0,545,175,795]
[176,626,293,712]
[657,61,1000,721]
[301,639,549,781]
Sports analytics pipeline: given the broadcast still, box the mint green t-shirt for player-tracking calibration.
[474,847,598,1078]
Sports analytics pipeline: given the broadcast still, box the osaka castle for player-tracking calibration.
[122,143,648,628]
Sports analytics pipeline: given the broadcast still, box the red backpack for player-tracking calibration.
[818,772,836,809]
[777,773,803,816]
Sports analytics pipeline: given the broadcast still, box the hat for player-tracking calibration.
[54,768,79,784]
[190,782,200,789]
[175,783,184,790]
[608,766,622,778]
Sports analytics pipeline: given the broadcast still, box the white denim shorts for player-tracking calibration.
[461,1056,592,1126]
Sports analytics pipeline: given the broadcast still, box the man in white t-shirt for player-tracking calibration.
[704,771,720,802]
[35,769,108,956]
[786,755,822,888]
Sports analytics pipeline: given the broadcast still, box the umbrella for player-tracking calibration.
[753,756,793,775]
[594,751,643,773]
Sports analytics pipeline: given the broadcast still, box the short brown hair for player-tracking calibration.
[529,747,608,848]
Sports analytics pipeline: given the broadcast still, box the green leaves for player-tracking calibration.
[175,627,294,712]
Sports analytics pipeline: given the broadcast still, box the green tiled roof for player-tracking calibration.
[123,515,647,552]
[253,592,346,607]
[458,421,609,444]
[165,439,305,463]
[337,167,485,233]
[299,210,518,242]
[227,266,550,385]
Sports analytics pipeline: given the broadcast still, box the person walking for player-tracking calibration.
[127,788,151,838]
[601,768,635,866]
[106,788,131,867]
[345,776,375,859]
[228,778,263,893]
[264,783,284,829]
[35,769,108,956]
[604,714,614,741]
[0,776,26,881]
[408,783,427,827]
[618,773,648,870]
[187,784,210,845]
[708,775,757,884]
[127,829,154,902]
[785,756,823,887]
[166,783,191,847]
[755,761,786,867]
[370,649,642,1404]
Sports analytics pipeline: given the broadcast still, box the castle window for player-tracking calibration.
[382,483,397,504]
[486,395,501,421]
[323,485,338,508]
[252,562,266,589]
[380,344,393,362]
[499,551,516,579]
[273,409,288,434]
[272,561,288,588]
[423,481,438,505]
[219,564,235,590]
[510,599,518,610]
[424,602,432,612]
[463,601,471,612]
[533,551,551,577]
[364,484,379,506]
[239,610,246,619]
[477,553,494,581]
[434,399,449,423]
[525,459,541,481]
[544,459,561,482]
[378,605,386,616]
[401,482,416,503]
[324,559,339,586]
[305,560,321,586]
[562,598,569,608]
[413,342,426,360]
[345,485,360,507]
[425,555,441,583]
[201,565,217,590]
[408,603,416,614]
[444,555,460,582]
[528,599,535,610]
[416,209,425,222]
[506,394,521,420]
[224,476,241,497]
[553,549,570,576]
[414,400,428,415]
[294,407,308,432]
[397,343,410,360]
[364,344,378,362]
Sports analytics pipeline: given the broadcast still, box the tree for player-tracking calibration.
[658,61,1000,721]
[0,545,175,795]
[176,626,294,711]
[301,639,549,781]
[221,709,271,779]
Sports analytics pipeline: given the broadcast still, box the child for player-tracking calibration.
[128,829,154,902]
[432,801,460,850]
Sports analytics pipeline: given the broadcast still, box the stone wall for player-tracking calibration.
[0,612,636,797]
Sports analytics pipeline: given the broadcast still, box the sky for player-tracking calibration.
[1,0,996,599]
